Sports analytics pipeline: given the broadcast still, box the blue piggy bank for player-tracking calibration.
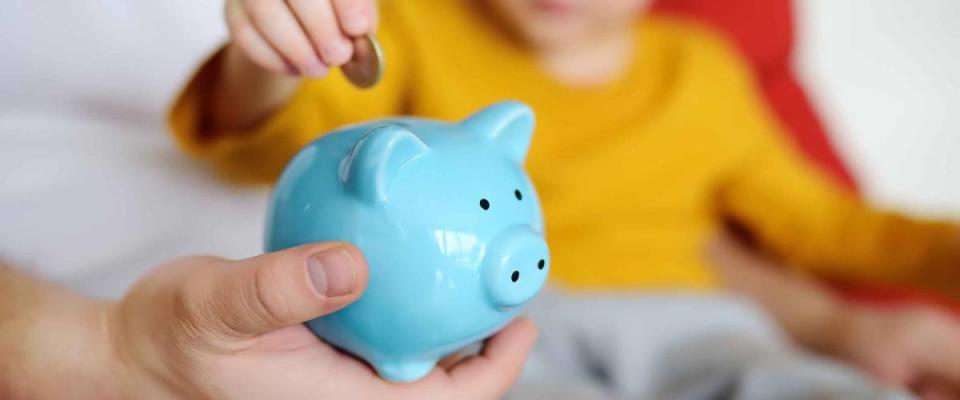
[265,101,549,382]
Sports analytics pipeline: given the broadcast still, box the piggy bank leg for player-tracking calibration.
[374,358,438,383]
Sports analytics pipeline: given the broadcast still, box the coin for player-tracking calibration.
[342,33,384,89]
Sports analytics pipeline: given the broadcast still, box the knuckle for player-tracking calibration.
[301,14,343,43]
[233,27,264,57]
[273,41,317,68]
[251,262,296,326]
[169,286,218,352]
[292,55,320,72]
[244,0,275,20]
[320,41,351,66]
[232,28,255,52]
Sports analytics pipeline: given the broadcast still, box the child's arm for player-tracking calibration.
[169,0,412,183]
[207,44,302,135]
[719,128,960,296]
[706,232,842,352]
[698,29,960,296]
[708,232,960,391]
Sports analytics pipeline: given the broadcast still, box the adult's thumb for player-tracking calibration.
[186,242,368,337]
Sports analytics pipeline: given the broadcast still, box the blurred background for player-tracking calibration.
[1,0,958,297]
[796,1,960,215]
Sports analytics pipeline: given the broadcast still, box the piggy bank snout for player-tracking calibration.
[483,225,549,309]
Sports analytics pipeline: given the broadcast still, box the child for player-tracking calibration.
[171,0,960,396]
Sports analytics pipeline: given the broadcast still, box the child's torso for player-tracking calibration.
[370,1,764,289]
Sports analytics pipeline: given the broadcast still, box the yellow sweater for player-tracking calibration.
[170,1,958,292]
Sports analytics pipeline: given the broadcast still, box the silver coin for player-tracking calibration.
[342,33,384,89]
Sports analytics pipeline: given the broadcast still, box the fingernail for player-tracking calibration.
[322,40,351,65]
[302,61,328,78]
[307,247,357,297]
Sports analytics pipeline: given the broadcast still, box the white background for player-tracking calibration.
[1,1,958,296]
[798,0,960,216]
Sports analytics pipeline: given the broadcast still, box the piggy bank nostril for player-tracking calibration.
[483,225,549,309]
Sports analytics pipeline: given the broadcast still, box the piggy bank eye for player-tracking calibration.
[514,189,522,201]
[479,198,490,210]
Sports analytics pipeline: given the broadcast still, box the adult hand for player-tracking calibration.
[2,243,538,399]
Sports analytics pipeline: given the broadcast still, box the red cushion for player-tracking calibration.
[651,0,959,312]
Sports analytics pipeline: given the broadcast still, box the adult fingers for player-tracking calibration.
[445,318,538,398]
[180,242,368,338]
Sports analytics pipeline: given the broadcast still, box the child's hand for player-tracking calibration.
[224,0,377,77]
[835,305,960,399]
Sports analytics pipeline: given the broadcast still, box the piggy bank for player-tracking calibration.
[265,101,549,382]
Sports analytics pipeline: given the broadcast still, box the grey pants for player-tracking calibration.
[507,291,912,400]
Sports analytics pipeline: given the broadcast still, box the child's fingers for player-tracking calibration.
[243,0,326,77]
[920,340,960,387]
[910,311,960,386]
[916,378,960,400]
[288,0,352,67]
[225,0,288,74]
[445,318,538,398]
[331,0,377,37]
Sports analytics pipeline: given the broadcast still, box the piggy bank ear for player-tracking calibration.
[460,101,535,164]
[341,124,430,203]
